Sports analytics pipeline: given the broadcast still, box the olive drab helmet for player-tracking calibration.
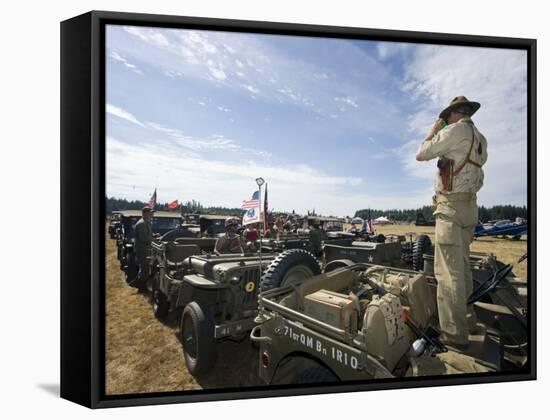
[225,217,238,229]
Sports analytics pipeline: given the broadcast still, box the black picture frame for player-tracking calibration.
[61,10,536,409]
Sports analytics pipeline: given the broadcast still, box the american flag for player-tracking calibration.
[367,209,374,233]
[148,188,157,209]
[242,190,260,210]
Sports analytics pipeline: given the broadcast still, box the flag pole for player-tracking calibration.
[254,177,266,324]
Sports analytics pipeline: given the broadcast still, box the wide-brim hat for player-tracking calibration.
[439,96,480,120]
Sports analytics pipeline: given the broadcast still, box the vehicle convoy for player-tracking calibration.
[251,249,527,384]
[114,210,183,283]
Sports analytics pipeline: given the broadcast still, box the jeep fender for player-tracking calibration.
[323,259,355,273]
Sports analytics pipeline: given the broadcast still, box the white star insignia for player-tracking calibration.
[368,255,374,263]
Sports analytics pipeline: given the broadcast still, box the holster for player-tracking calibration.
[437,158,454,192]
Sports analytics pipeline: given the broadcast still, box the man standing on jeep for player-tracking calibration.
[415,96,488,349]
[132,206,155,293]
[214,218,244,255]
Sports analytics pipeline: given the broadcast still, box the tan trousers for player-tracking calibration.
[434,196,478,345]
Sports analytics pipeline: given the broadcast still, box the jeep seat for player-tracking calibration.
[362,294,411,372]
[166,243,200,266]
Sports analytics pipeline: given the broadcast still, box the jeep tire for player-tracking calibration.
[291,365,338,384]
[152,272,169,319]
[412,234,432,271]
[180,302,218,375]
[262,249,320,292]
[124,251,138,284]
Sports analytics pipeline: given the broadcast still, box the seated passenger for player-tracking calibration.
[214,218,244,255]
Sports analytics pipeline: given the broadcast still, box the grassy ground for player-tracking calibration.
[105,223,527,395]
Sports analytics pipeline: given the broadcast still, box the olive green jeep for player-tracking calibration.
[251,250,527,384]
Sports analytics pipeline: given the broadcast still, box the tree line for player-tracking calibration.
[106,197,242,217]
[355,204,528,223]
[107,197,527,223]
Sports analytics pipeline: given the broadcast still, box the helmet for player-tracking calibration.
[225,217,238,229]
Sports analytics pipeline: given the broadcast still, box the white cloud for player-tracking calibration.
[184,31,217,54]
[377,42,411,60]
[106,104,145,127]
[123,26,169,48]
[109,51,142,74]
[107,104,269,158]
[107,137,362,214]
[335,96,359,109]
[242,84,260,94]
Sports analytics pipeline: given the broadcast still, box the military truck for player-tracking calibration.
[114,210,184,283]
[251,250,527,384]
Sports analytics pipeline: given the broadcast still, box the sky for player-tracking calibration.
[106,25,528,217]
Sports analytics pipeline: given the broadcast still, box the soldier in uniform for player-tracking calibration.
[416,96,488,349]
[308,218,326,258]
[132,206,155,293]
[214,218,245,255]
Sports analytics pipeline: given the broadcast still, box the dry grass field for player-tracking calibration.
[105,223,527,395]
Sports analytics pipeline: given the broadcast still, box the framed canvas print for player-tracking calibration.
[60,10,536,408]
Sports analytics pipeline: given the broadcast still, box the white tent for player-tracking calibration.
[373,216,391,225]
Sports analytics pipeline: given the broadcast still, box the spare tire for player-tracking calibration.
[160,228,196,242]
[262,249,320,292]
[412,234,432,271]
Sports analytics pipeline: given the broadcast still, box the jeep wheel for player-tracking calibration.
[291,365,338,384]
[412,234,432,271]
[160,228,196,242]
[124,252,138,284]
[180,302,218,375]
[152,273,169,319]
[262,249,320,292]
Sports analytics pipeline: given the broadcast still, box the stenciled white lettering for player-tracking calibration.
[281,324,358,369]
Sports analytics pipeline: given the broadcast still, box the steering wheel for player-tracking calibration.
[467,264,513,305]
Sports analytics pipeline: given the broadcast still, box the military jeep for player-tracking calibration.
[114,210,183,284]
[178,214,229,238]
[251,249,527,384]
[259,232,313,253]
[149,243,318,376]
[323,233,432,273]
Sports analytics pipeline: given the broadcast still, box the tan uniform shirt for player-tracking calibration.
[418,117,488,194]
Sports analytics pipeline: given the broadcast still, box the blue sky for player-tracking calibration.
[106,25,527,217]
